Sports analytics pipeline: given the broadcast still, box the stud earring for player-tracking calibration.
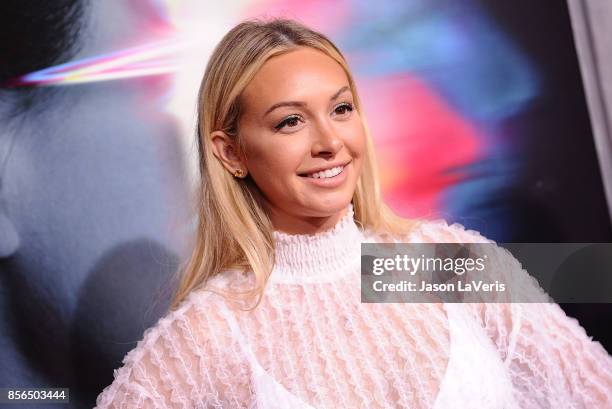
[233,169,244,178]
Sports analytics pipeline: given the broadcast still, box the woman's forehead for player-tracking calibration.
[241,48,350,112]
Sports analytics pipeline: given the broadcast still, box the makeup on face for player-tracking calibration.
[237,47,367,232]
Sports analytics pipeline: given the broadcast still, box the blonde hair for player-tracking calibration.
[170,18,420,311]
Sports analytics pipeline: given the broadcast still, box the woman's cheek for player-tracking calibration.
[348,131,367,159]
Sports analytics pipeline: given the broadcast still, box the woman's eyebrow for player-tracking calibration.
[263,85,351,117]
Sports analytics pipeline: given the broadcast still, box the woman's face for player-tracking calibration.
[237,47,366,233]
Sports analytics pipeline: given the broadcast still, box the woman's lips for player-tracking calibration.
[298,162,349,188]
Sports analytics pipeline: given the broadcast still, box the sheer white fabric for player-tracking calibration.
[95,205,612,408]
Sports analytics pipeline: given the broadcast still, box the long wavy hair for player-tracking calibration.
[170,18,420,311]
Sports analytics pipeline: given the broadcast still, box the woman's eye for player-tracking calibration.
[334,102,354,116]
[275,115,302,131]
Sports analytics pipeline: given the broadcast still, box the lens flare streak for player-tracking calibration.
[14,39,189,86]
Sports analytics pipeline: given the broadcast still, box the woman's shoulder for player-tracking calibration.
[408,217,494,243]
[109,280,239,375]
[95,283,248,408]
[363,217,494,244]
[122,286,227,360]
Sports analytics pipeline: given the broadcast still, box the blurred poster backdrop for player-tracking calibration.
[1,0,610,407]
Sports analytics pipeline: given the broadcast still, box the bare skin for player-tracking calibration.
[211,47,366,235]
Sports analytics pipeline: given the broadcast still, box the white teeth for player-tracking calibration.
[306,166,344,179]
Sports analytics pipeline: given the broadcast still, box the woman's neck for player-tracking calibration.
[270,202,363,284]
[266,203,349,235]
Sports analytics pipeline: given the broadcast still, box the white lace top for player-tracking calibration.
[95,205,612,408]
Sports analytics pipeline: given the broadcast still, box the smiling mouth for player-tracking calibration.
[299,162,350,179]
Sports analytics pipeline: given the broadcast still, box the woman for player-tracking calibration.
[95,18,612,408]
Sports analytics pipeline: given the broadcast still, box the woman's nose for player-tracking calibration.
[311,120,344,157]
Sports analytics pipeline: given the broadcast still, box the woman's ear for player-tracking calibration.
[0,208,19,258]
[210,131,248,177]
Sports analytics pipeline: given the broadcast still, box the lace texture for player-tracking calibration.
[95,206,612,408]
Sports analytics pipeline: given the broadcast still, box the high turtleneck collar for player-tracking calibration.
[270,203,365,284]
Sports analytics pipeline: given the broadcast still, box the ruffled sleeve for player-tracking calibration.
[94,289,252,409]
[418,220,612,408]
[94,332,170,408]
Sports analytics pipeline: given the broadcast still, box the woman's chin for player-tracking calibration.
[302,197,354,218]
